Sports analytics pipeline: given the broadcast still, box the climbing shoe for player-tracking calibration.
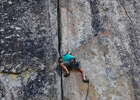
[64,73,70,77]
[83,79,89,83]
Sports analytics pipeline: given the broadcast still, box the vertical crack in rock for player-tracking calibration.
[57,0,63,100]
[106,10,139,100]
[89,0,100,36]
[116,0,133,23]
[122,7,133,23]
[58,0,62,54]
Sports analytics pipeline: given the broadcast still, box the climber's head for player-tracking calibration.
[58,57,63,63]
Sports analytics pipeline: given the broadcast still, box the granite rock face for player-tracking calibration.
[0,0,140,100]
[0,0,61,100]
[60,0,140,100]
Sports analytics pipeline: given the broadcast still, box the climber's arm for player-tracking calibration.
[64,51,71,56]
[67,51,71,54]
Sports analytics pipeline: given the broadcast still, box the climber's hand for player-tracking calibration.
[67,51,71,54]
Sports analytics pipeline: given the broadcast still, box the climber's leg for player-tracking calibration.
[60,63,69,74]
[79,68,89,83]
[79,68,86,79]
[60,61,71,77]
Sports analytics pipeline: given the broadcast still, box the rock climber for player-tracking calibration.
[59,51,89,83]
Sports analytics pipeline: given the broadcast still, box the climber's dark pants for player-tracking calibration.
[63,60,82,70]
[60,60,86,81]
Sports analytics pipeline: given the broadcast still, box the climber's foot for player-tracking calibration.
[83,79,89,83]
[64,73,70,77]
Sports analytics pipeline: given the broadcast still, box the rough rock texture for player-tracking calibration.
[60,0,140,100]
[0,0,61,100]
[0,0,140,100]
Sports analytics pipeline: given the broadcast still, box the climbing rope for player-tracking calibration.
[84,82,90,100]
[58,55,90,100]
[69,59,90,100]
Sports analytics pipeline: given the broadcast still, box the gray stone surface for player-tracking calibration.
[0,0,58,73]
[0,0,140,100]
[0,0,61,100]
[60,0,140,100]
[0,81,6,100]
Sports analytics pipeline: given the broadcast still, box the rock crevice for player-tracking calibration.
[57,0,64,100]
[0,0,140,100]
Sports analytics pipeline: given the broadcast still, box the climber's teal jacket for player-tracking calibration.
[63,53,75,62]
